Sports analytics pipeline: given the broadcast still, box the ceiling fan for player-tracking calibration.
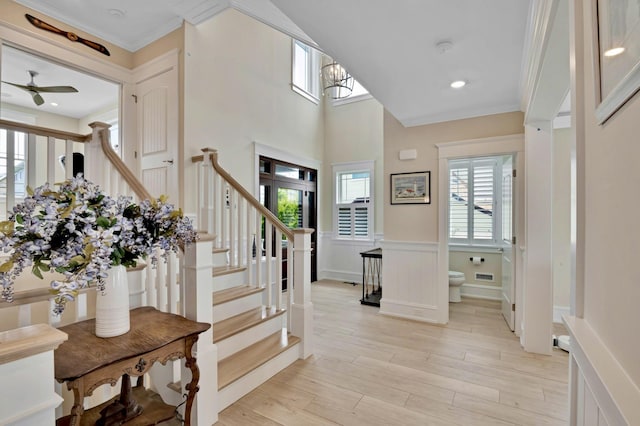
[1,70,78,106]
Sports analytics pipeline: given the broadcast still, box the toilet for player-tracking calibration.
[448,271,465,302]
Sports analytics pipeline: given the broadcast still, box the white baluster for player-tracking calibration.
[275,229,282,311]
[75,292,88,321]
[265,220,272,308]
[47,136,56,185]
[214,172,220,245]
[168,252,179,314]
[287,238,293,331]
[255,212,262,289]
[229,187,236,267]
[6,130,15,212]
[65,140,74,180]
[237,194,243,267]
[27,133,36,190]
[17,304,31,328]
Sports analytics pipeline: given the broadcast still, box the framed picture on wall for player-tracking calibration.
[390,171,430,204]
[595,0,640,123]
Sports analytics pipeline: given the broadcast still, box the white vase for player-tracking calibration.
[95,264,130,338]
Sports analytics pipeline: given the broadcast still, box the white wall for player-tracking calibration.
[183,9,324,216]
[552,127,571,321]
[320,96,384,281]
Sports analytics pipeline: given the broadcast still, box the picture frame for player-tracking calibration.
[390,171,430,205]
[595,0,640,124]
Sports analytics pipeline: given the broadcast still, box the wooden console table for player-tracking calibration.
[54,307,210,426]
[360,248,382,307]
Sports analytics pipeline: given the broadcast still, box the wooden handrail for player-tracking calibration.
[0,119,91,143]
[88,122,152,201]
[192,148,294,241]
[0,263,147,309]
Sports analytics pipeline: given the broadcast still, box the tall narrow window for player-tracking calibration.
[291,40,320,102]
[449,157,500,245]
[333,161,374,239]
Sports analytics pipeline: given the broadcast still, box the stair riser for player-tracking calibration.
[217,343,300,412]
[212,250,229,268]
[213,270,248,291]
[213,292,263,323]
[217,315,285,360]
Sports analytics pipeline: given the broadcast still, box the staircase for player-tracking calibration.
[0,121,314,425]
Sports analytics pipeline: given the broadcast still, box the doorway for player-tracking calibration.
[258,156,317,287]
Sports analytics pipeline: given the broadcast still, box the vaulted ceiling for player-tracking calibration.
[4,0,532,126]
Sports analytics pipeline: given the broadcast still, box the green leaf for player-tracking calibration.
[32,264,43,279]
[97,216,111,228]
[0,260,14,273]
[15,214,23,225]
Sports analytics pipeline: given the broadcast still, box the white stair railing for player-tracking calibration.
[191,148,313,354]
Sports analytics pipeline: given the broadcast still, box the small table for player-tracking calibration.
[360,248,382,306]
[54,307,210,426]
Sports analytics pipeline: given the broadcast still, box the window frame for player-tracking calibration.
[291,39,320,104]
[448,156,502,246]
[332,160,374,241]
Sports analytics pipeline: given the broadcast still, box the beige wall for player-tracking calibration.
[450,251,502,288]
[323,97,384,233]
[579,1,640,387]
[552,127,571,310]
[132,27,183,69]
[183,9,324,214]
[0,0,133,69]
[384,110,524,242]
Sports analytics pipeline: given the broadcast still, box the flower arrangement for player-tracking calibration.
[0,176,197,314]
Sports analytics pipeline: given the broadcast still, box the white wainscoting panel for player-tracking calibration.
[379,240,441,323]
[317,232,383,283]
[565,315,638,425]
[460,283,501,300]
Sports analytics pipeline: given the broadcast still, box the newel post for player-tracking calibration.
[182,233,218,425]
[86,122,111,186]
[291,228,314,359]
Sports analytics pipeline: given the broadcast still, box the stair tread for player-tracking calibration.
[218,330,300,390]
[212,265,246,277]
[213,306,286,343]
[213,285,264,306]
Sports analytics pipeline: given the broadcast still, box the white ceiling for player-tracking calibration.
[1,45,119,119]
[5,0,533,126]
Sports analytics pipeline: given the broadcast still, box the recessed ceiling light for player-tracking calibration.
[604,47,625,57]
[450,80,466,89]
[50,102,58,106]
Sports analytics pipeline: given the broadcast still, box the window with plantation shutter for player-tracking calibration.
[449,157,500,245]
[333,161,374,239]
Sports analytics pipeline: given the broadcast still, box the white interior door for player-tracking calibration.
[501,155,515,330]
[135,65,178,199]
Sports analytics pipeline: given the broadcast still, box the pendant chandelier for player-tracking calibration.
[321,61,354,99]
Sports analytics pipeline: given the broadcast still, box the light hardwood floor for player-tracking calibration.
[216,280,569,425]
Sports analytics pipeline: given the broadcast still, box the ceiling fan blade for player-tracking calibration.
[32,92,45,106]
[35,86,78,93]
[1,81,34,91]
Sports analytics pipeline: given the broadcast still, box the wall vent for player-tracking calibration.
[475,272,495,282]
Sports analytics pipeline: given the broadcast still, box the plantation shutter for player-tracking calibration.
[338,206,353,236]
[354,207,369,237]
[449,166,469,239]
[472,163,494,240]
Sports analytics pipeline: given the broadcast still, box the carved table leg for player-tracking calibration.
[184,335,201,426]
[67,379,85,426]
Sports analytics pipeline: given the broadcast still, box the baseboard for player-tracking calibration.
[460,283,501,300]
[318,269,361,284]
[553,305,570,324]
[379,298,440,324]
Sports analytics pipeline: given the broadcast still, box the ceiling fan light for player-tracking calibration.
[321,61,354,99]
[450,80,466,89]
